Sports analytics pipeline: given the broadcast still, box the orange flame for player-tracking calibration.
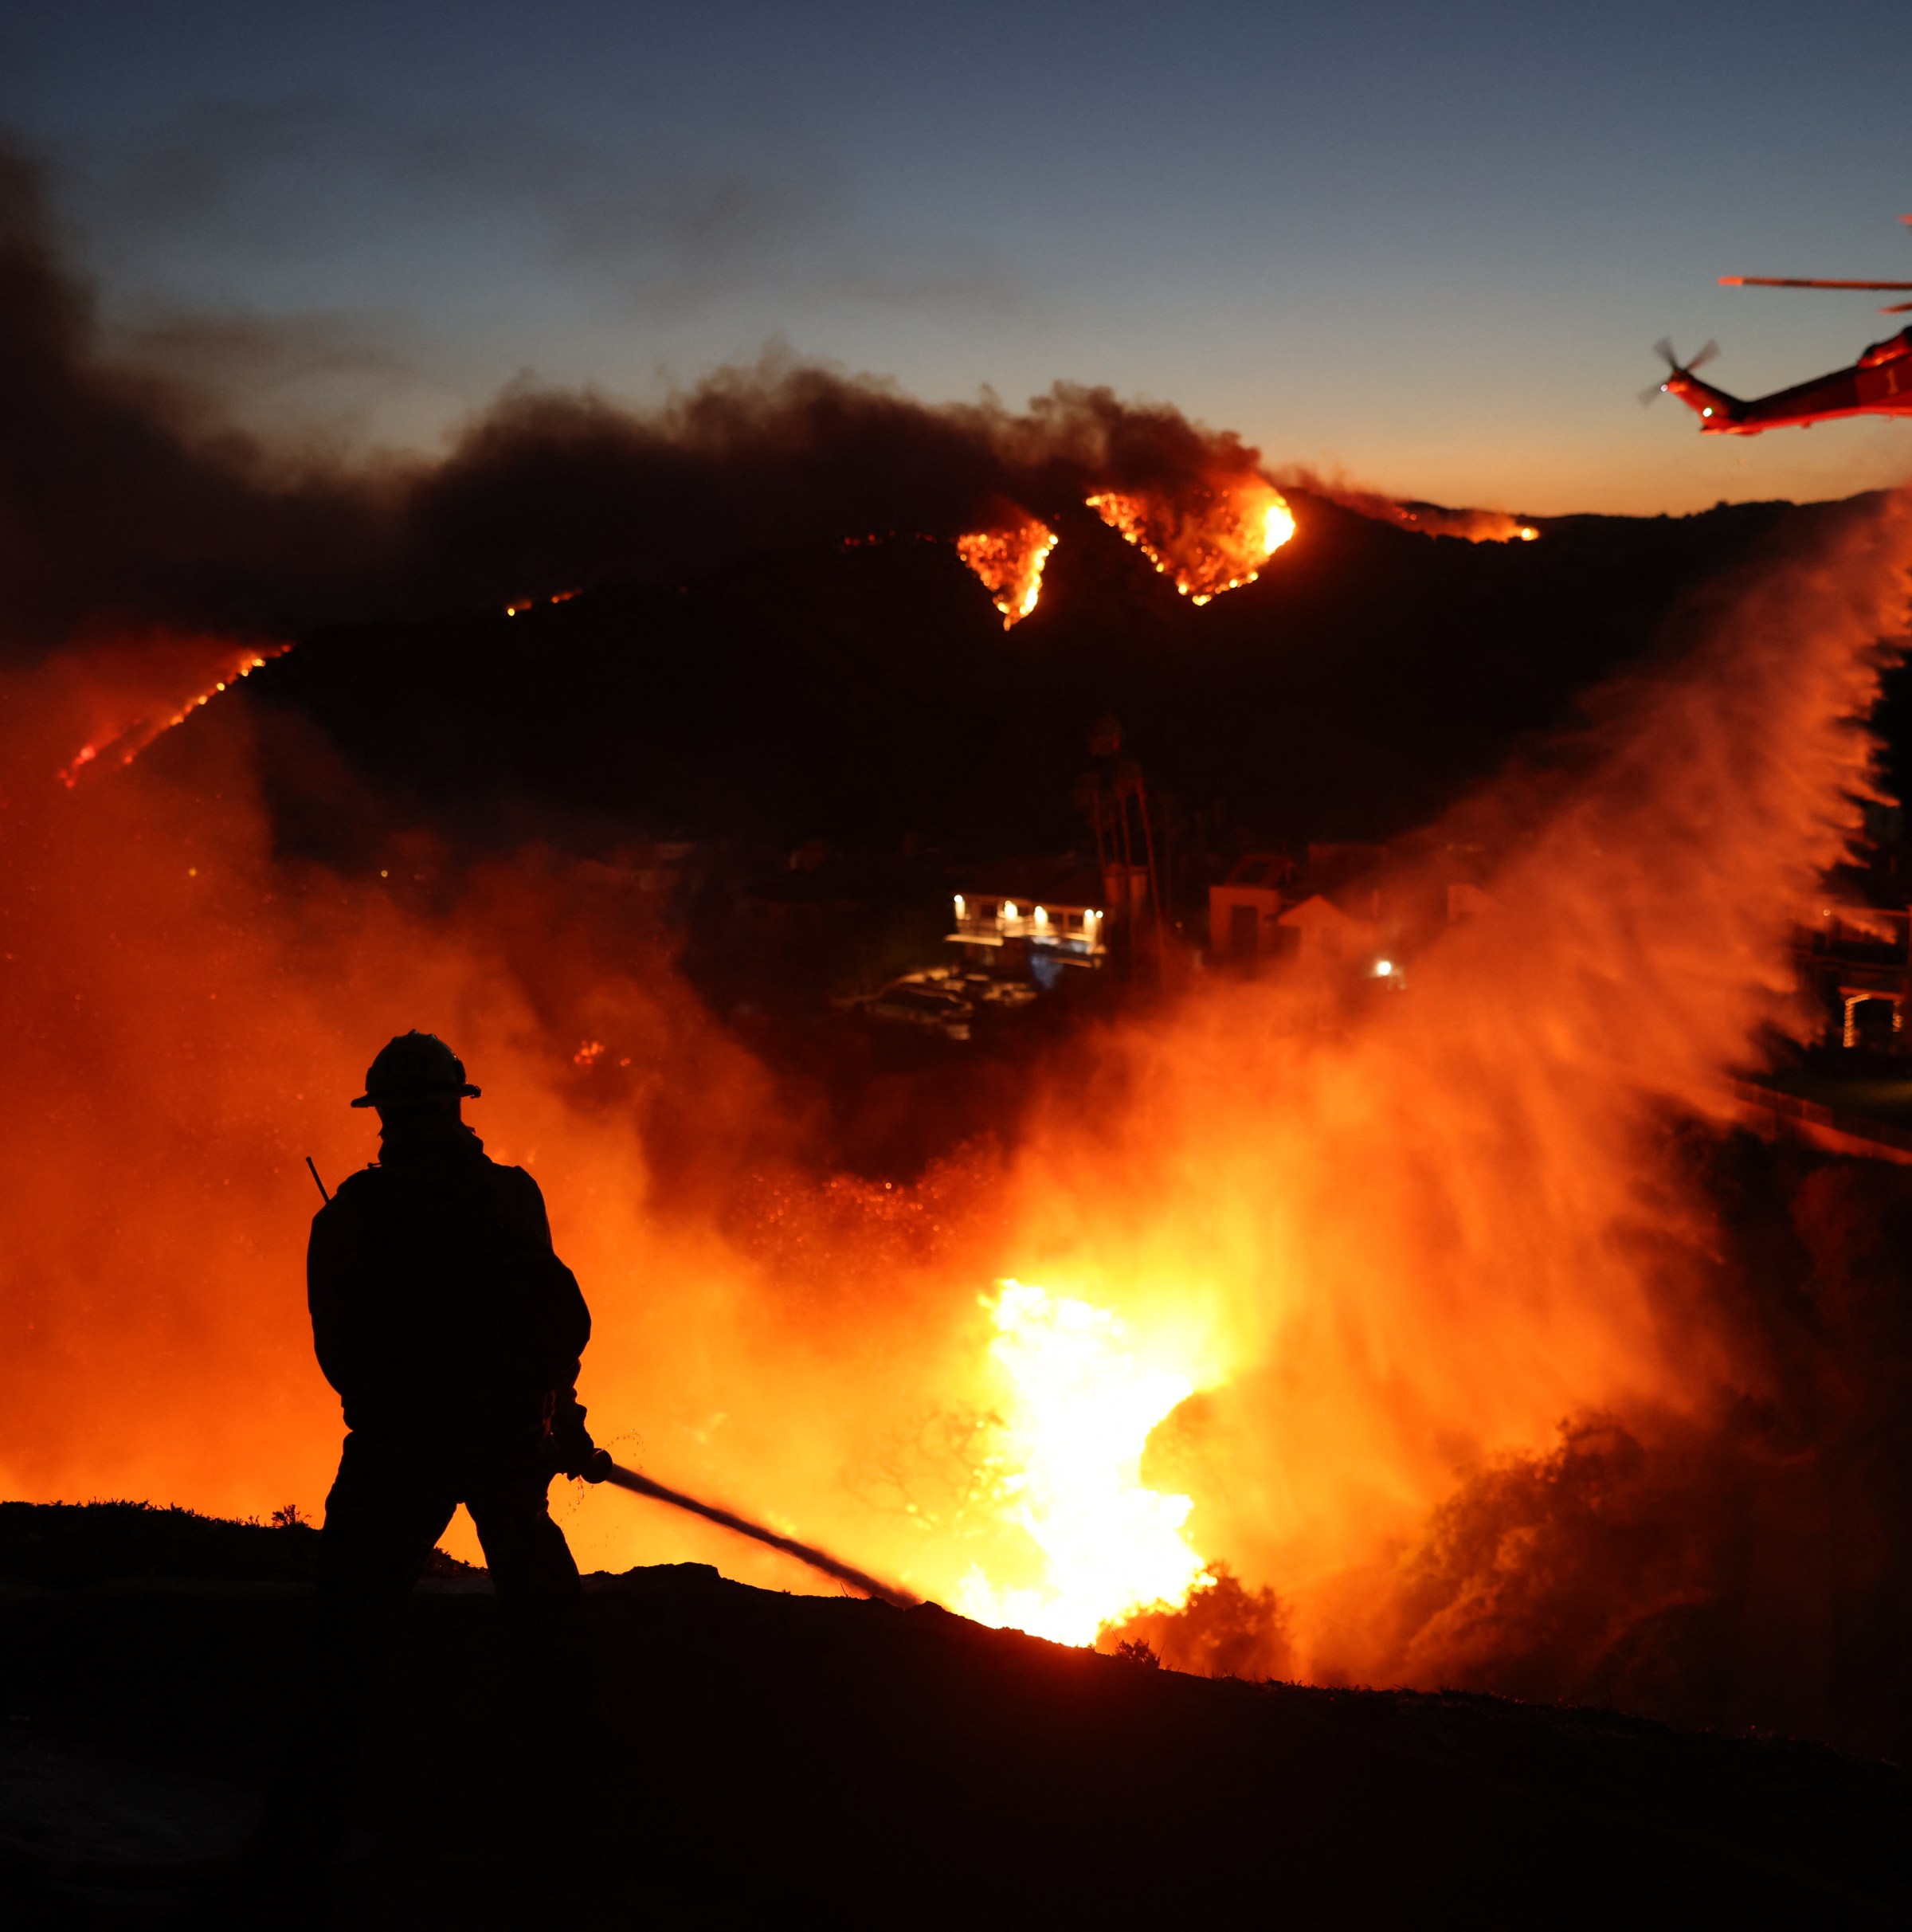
[1087,478,1295,603]
[950,1281,1210,1643]
[955,517,1059,629]
[55,633,288,788]
[1373,502,1537,543]
[504,588,583,617]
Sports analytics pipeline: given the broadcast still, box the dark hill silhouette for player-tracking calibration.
[1,1503,1905,1927]
[3,128,1895,863]
[239,490,1865,863]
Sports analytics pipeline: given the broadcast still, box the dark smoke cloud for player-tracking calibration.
[110,306,417,403]
[0,135,1264,655]
[398,362,1291,610]
[93,92,997,322]
[0,139,378,655]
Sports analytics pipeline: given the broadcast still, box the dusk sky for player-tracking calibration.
[6,0,1910,515]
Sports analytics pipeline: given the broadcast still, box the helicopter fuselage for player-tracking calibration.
[1664,326,1912,434]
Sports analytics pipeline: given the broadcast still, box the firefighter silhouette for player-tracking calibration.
[287,1032,611,1869]
[310,1030,609,1606]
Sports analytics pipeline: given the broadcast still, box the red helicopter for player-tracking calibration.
[1649,216,1912,434]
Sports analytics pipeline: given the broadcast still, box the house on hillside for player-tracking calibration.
[1209,844,1393,974]
[1275,891,1381,967]
[1207,854,1294,966]
[1797,902,1912,1048]
[948,859,1118,986]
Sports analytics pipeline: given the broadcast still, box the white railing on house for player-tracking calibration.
[948,895,1106,954]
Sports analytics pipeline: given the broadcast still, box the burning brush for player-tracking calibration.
[1087,478,1295,603]
[956,513,1059,629]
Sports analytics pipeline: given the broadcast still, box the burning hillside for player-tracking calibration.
[954,511,1057,627]
[0,137,1556,671]
[1087,476,1295,603]
[53,631,287,788]
[1277,468,1539,543]
[5,492,1912,1762]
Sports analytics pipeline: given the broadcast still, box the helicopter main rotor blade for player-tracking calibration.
[1721,276,1912,291]
[1648,337,1716,379]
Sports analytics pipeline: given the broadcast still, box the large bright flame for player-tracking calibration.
[952,1281,1208,1644]
[1087,477,1295,604]
[955,517,1058,629]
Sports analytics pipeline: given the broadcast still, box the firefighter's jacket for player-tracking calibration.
[307,1122,591,1449]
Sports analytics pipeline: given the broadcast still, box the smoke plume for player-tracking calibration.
[0,136,1318,665]
[981,492,1912,1747]
[2,127,1535,707]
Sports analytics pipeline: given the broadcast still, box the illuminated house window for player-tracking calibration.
[946,865,1110,970]
[1803,900,1912,1052]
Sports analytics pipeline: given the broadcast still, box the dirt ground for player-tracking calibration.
[1,1506,1906,1929]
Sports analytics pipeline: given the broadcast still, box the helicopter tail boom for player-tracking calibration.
[1661,366,1748,433]
[1648,339,1747,433]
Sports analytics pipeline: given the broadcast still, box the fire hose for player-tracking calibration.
[299,1159,912,1607]
[600,1461,919,1611]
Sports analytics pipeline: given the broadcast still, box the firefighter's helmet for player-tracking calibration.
[350,1031,482,1109]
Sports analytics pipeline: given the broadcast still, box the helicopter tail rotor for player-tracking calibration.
[1640,338,1718,406]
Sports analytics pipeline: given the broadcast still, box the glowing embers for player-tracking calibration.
[504,588,582,617]
[1271,474,1539,544]
[954,1281,1208,1645]
[1390,507,1538,543]
[1087,477,1295,605]
[57,637,290,789]
[956,516,1059,629]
